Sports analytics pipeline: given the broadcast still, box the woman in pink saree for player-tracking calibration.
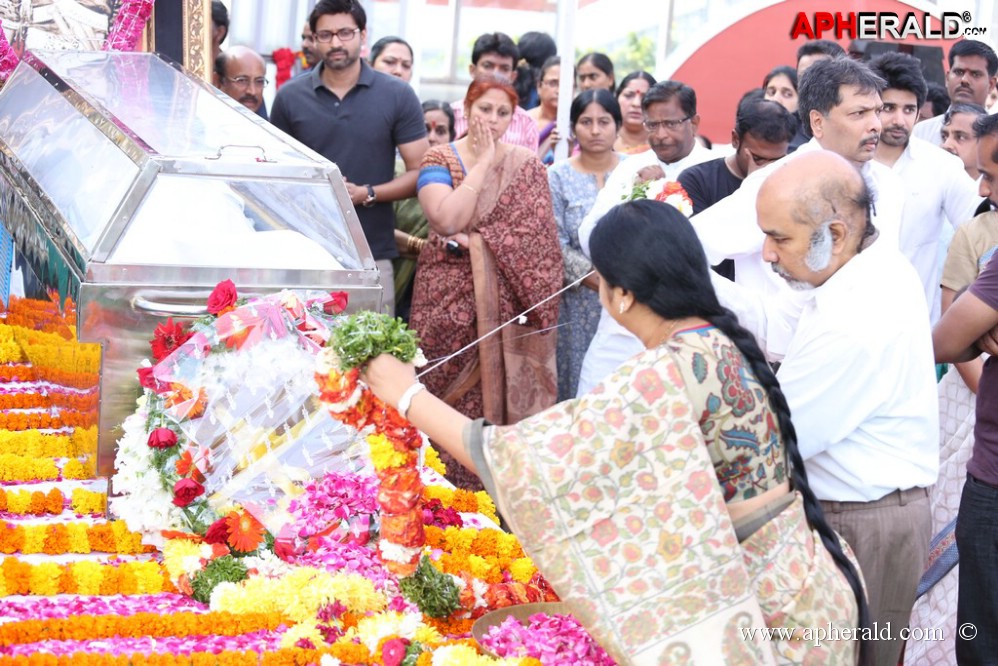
[366,201,867,665]
[410,75,562,489]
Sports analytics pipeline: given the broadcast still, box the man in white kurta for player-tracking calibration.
[869,52,981,322]
[574,81,713,396]
[719,150,937,666]
[912,40,997,148]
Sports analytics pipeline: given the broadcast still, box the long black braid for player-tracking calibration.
[590,199,871,665]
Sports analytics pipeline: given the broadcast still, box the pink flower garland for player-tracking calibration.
[292,535,393,590]
[103,0,155,52]
[1,630,283,658]
[481,613,618,666]
[287,472,379,539]
[0,594,206,623]
[0,20,20,82]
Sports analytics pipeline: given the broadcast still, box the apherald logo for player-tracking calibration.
[790,11,987,40]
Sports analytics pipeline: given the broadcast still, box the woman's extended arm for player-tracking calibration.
[362,354,476,473]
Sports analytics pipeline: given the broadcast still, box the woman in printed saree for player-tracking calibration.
[409,75,563,490]
[365,200,869,665]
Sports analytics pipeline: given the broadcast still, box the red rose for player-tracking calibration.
[172,478,204,507]
[146,427,178,449]
[150,318,193,362]
[203,517,229,544]
[323,291,348,315]
[273,538,298,562]
[381,638,410,666]
[137,366,170,394]
[206,279,238,315]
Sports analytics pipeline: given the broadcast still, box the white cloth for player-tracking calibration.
[912,114,945,147]
[889,137,980,322]
[577,140,714,257]
[691,139,905,299]
[574,142,715,396]
[718,238,939,502]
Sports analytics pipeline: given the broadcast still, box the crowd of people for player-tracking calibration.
[211,1,998,663]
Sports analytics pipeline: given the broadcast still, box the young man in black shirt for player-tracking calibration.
[678,97,795,278]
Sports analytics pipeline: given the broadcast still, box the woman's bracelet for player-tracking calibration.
[405,235,426,254]
[460,183,479,195]
[397,382,427,419]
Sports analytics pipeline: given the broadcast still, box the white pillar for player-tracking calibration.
[554,0,576,162]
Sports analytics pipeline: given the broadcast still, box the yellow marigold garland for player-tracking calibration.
[0,427,97,458]
[0,557,173,596]
[421,526,537,584]
[210,567,386,623]
[424,444,446,476]
[422,486,499,525]
[70,488,106,514]
[0,520,149,555]
[0,453,95,482]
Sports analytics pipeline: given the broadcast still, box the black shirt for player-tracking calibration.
[679,157,744,280]
[270,61,426,260]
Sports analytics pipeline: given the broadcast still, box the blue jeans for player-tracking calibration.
[956,473,998,664]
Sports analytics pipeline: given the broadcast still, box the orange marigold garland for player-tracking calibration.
[314,310,426,577]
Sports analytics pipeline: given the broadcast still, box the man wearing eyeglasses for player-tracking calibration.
[215,46,268,116]
[912,40,997,148]
[573,80,715,396]
[271,0,428,316]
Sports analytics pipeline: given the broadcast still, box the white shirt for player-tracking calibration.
[574,142,715,396]
[887,137,980,321]
[691,140,905,300]
[717,239,939,502]
[911,113,944,147]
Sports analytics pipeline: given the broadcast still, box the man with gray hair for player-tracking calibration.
[693,56,904,309]
[724,150,937,666]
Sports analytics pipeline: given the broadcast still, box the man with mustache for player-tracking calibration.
[870,52,981,323]
[691,56,903,312]
[723,151,937,666]
[573,80,716,395]
[913,40,997,148]
[215,46,268,116]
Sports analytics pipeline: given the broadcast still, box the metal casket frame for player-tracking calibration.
[0,50,382,478]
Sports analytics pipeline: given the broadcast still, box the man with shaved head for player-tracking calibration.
[722,150,937,666]
[692,56,905,305]
[215,46,268,116]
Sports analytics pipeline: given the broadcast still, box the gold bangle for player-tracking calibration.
[415,238,426,253]
[461,183,478,195]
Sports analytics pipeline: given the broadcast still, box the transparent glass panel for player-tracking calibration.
[107,175,362,270]
[0,63,138,253]
[37,50,314,165]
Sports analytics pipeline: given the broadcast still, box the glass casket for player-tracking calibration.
[0,50,381,477]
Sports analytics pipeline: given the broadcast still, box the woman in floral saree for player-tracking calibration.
[409,75,562,490]
[366,200,867,665]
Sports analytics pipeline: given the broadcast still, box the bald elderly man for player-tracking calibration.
[215,46,268,116]
[717,151,938,666]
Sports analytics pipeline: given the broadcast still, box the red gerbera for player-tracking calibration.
[150,318,193,362]
[175,449,206,483]
[225,510,266,553]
